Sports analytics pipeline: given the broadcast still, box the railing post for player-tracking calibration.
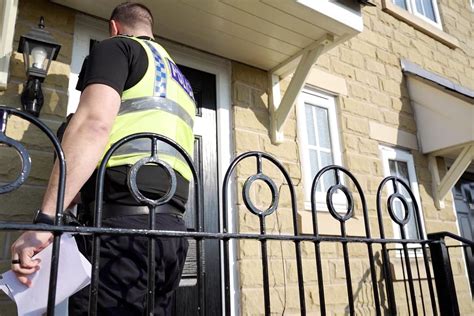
[428,234,460,316]
[465,244,474,294]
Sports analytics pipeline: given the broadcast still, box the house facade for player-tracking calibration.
[0,0,473,315]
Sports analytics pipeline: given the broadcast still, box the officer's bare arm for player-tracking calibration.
[10,83,120,286]
[40,83,121,217]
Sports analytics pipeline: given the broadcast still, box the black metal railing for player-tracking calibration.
[0,105,473,315]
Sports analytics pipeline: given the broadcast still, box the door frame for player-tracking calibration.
[69,15,238,315]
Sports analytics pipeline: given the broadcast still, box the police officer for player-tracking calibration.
[11,2,193,315]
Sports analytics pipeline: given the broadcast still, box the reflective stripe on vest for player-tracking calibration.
[100,36,196,181]
[119,97,194,129]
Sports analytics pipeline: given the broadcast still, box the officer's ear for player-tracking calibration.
[109,19,120,37]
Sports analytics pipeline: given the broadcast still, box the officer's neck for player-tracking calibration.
[117,26,154,40]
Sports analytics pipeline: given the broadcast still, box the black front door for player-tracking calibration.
[454,173,474,241]
[453,172,474,293]
[173,65,221,315]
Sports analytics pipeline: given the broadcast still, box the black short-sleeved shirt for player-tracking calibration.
[77,35,189,210]
[76,35,150,94]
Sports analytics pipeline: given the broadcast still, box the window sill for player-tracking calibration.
[381,0,459,49]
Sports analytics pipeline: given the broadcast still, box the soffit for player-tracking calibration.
[402,60,474,155]
[50,0,363,70]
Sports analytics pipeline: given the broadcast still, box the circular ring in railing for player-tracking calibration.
[127,156,177,207]
[243,173,279,217]
[326,184,354,222]
[0,134,31,194]
[387,192,411,226]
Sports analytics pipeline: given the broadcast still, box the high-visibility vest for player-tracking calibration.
[99,36,196,181]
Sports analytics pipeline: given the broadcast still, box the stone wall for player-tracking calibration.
[233,0,474,314]
[0,0,75,312]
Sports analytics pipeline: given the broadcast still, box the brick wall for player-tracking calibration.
[233,0,474,314]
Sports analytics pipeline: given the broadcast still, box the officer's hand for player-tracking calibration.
[10,231,53,287]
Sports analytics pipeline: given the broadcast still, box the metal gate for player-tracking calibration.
[0,106,472,315]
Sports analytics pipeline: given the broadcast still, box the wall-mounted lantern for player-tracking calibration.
[17,17,61,117]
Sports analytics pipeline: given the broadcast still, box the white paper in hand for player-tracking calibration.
[0,234,91,316]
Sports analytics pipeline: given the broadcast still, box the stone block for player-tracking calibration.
[355,69,379,89]
[383,111,400,125]
[234,130,261,154]
[370,90,391,109]
[340,47,365,69]
[231,62,267,91]
[251,89,269,111]
[0,147,53,184]
[411,40,432,59]
[350,41,376,58]
[0,184,45,220]
[376,49,399,66]
[399,113,417,133]
[332,60,355,79]
[234,107,269,132]
[381,79,401,96]
[366,59,386,76]
[385,65,403,82]
[391,42,408,57]
[239,259,264,287]
[4,115,60,151]
[343,115,369,135]
[358,138,379,156]
[347,82,371,101]
[342,134,359,152]
[391,97,410,114]
[345,155,372,174]
[342,98,382,121]
[238,239,261,258]
[261,138,298,162]
[18,0,75,32]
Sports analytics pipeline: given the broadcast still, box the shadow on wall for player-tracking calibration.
[0,71,69,220]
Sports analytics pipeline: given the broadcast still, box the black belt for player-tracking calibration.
[89,202,184,220]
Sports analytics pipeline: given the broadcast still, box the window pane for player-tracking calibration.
[389,160,397,175]
[397,161,409,183]
[388,158,421,239]
[415,0,436,22]
[393,0,407,9]
[309,150,319,179]
[315,106,331,148]
[305,104,317,146]
[320,151,335,190]
[405,210,421,239]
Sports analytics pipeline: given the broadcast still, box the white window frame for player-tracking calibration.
[297,88,343,211]
[379,146,426,243]
[393,0,443,29]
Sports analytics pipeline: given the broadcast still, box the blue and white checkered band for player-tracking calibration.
[167,58,195,102]
[144,42,167,97]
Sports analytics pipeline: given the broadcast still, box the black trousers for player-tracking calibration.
[69,213,188,316]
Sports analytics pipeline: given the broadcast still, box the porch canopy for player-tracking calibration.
[401,60,474,209]
[51,0,364,142]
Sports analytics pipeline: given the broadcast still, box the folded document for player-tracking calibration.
[0,234,91,316]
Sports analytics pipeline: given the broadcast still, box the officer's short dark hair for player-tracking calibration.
[110,2,154,30]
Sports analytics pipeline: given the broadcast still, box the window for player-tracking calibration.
[297,89,342,210]
[392,0,442,28]
[380,146,425,240]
